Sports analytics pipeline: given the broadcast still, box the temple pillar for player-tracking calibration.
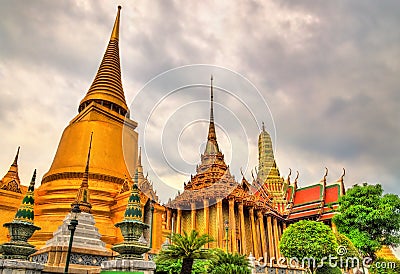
[191,202,196,231]
[166,208,171,230]
[257,210,267,260]
[238,202,247,255]
[283,222,287,231]
[267,215,275,262]
[176,208,182,234]
[273,217,280,259]
[203,199,209,248]
[249,207,259,258]
[216,199,223,248]
[229,198,237,253]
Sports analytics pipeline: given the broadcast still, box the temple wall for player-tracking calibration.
[0,188,25,244]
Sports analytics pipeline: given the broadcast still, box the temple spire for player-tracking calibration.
[110,6,121,41]
[204,75,220,155]
[72,133,93,213]
[138,147,142,167]
[12,146,20,166]
[79,6,128,115]
[13,169,37,224]
[0,147,22,193]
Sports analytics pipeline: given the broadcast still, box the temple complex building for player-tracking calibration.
[166,77,346,260]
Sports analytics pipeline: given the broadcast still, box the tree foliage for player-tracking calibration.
[333,183,400,258]
[368,257,400,274]
[154,258,211,274]
[279,220,338,274]
[209,249,251,274]
[156,230,214,274]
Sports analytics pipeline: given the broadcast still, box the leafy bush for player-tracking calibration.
[368,257,400,274]
[316,265,342,274]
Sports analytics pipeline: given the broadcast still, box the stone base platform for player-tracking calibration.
[101,259,155,274]
[0,259,44,274]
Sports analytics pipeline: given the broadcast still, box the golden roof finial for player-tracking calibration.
[138,146,142,166]
[204,76,219,154]
[12,146,20,166]
[262,122,265,132]
[72,132,93,213]
[110,6,121,41]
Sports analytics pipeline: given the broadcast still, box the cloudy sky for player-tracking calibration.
[1,0,399,207]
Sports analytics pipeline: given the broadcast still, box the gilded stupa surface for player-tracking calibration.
[31,6,158,248]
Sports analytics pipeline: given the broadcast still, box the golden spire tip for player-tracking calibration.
[110,6,121,41]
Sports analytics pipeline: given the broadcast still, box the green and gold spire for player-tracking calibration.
[257,122,279,182]
[72,133,93,213]
[13,169,36,224]
[123,181,142,221]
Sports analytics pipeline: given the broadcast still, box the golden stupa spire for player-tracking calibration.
[204,75,220,155]
[0,147,22,193]
[79,5,128,115]
[110,6,121,41]
[72,133,93,213]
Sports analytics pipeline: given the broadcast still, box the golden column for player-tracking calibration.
[203,199,209,248]
[166,208,171,230]
[191,202,196,231]
[216,199,223,248]
[267,215,275,261]
[228,198,237,253]
[273,217,280,258]
[238,202,247,254]
[176,208,182,234]
[249,207,259,258]
[283,222,287,231]
[257,210,267,259]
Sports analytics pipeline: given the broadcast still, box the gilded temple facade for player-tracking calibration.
[2,5,396,264]
[165,78,346,260]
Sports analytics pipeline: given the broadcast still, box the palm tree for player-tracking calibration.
[209,250,251,274]
[156,230,214,274]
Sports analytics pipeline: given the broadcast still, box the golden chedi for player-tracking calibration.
[32,6,139,247]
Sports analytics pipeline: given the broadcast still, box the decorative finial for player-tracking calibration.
[138,147,142,166]
[110,6,121,41]
[294,171,299,188]
[84,132,93,176]
[324,167,328,181]
[72,133,93,213]
[287,168,292,183]
[340,168,345,181]
[28,169,37,192]
[240,167,244,178]
[262,122,265,132]
[13,146,20,166]
[340,168,346,195]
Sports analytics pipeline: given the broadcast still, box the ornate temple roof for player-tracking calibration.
[0,147,22,193]
[285,168,345,221]
[79,5,128,116]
